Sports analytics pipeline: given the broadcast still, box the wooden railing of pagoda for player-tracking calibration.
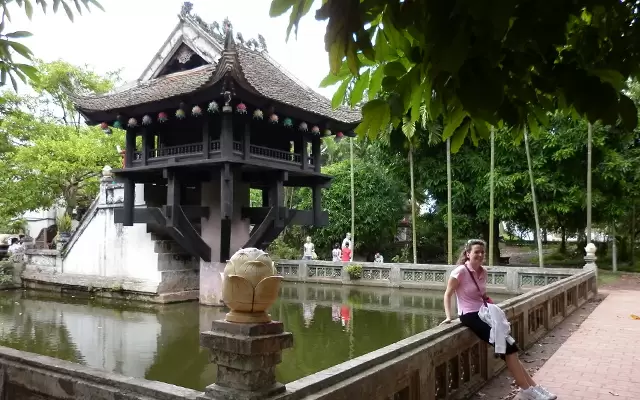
[129,139,313,171]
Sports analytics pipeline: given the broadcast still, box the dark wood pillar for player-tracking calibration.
[312,185,322,226]
[202,117,210,159]
[243,120,251,160]
[123,178,134,226]
[125,129,136,168]
[312,137,321,172]
[261,188,269,207]
[270,172,287,228]
[301,138,308,170]
[220,163,234,262]
[220,112,233,158]
[141,128,149,166]
[166,170,181,228]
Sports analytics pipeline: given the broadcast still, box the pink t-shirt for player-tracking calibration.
[449,262,487,315]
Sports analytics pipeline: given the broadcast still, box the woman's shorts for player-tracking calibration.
[459,311,519,359]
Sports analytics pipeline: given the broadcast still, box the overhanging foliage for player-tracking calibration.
[272,0,640,151]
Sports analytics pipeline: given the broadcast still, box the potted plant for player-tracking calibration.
[56,213,73,245]
[345,264,363,280]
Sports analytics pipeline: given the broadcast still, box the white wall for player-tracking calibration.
[62,207,160,283]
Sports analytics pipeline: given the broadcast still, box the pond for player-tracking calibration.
[0,283,512,391]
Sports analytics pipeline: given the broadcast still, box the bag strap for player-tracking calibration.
[465,266,488,307]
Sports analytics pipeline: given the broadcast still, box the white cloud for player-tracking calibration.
[6,0,336,97]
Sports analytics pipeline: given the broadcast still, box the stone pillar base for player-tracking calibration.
[199,383,286,400]
[200,261,226,306]
[199,320,293,400]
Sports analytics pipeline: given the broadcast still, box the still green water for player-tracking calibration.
[0,284,510,391]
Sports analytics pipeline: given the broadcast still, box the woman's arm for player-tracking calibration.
[442,277,459,323]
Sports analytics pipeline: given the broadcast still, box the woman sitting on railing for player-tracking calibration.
[441,239,556,400]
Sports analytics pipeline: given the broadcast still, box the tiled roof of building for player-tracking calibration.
[70,64,217,112]
[69,12,361,125]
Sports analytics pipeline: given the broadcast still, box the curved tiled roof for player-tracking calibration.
[70,64,217,112]
[236,47,360,124]
[69,16,361,125]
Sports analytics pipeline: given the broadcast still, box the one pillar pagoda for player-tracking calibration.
[68,4,360,305]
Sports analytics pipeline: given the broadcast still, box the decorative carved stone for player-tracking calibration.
[583,242,598,272]
[222,248,282,323]
[176,47,194,64]
[199,248,292,400]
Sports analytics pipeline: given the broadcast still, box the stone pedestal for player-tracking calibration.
[199,320,293,400]
[584,242,598,290]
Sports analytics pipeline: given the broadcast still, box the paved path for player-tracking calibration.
[533,290,640,399]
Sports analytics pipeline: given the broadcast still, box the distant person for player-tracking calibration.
[332,243,341,262]
[7,238,22,255]
[340,243,351,262]
[374,252,384,263]
[441,239,556,400]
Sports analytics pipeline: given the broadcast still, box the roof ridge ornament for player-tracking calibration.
[223,18,236,52]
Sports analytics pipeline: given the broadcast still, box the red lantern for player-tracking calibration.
[336,131,344,138]
[100,122,108,130]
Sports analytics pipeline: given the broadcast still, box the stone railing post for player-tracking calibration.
[584,243,597,271]
[98,166,113,205]
[198,248,293,400]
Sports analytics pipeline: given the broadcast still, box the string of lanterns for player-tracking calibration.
[101,100,346,140]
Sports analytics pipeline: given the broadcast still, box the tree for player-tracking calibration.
[31,59,119,126]
[298,159,406,259]
[0,115,123,218]
[0,0,104,90]
[272,0,640,149]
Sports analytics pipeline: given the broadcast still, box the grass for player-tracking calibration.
[597,269,622,287]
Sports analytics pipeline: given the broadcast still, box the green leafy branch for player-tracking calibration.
[0,0,104,90]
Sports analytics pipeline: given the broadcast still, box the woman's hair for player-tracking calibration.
[334,243,339,248]
[455,239,487,265]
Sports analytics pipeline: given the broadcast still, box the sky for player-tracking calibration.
[7,0,336,98]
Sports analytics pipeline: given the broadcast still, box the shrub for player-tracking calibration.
[346,264,363,280]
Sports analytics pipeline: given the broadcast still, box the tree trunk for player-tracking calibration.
[586,122,593,242]
[560,226,567,253]
[446,138,453,265]
[409,144,417,264]
[524,127,544,268]
[632,201,636,267]
[612,221,617,272]
[489,127,495,266]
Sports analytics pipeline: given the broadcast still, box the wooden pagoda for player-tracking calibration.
[68,4,360,272]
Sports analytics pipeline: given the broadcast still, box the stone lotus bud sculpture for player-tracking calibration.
[222,248,283,323]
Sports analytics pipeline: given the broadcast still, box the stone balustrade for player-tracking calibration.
[0,251,597,400]
[271,268,597,400]
[275,260,579,294]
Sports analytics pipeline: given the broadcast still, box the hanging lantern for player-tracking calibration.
[336,131,344,138]
[100,122,108,130]
[323,129,332,137]
[311,125,320,135]
[158,112,168,123]
[176,109,186,119]
[142,115,153,125]
[192,105,202,116]
[270,114,279,124]
[127,118,138,128]
[283,117,293,127]
[236,102,247,114]
[299,122,308,132]
[208,101,219,113]
[253,109,263,120]
[334,131,343,142]
[113,120,123,129]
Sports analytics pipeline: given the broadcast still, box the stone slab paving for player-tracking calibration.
[532,290,640,400]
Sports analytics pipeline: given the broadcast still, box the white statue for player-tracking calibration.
[302,236,315,260]
[374,253,384,264]
[342,233,353,261]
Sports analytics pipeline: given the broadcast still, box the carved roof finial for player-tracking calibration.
[180,1,193,16]
[223,18,236,51]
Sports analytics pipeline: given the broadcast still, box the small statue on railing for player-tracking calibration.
[302,236,316,260]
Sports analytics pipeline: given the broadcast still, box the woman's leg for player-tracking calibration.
[518,360,537,387]
[504,353,532,389]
